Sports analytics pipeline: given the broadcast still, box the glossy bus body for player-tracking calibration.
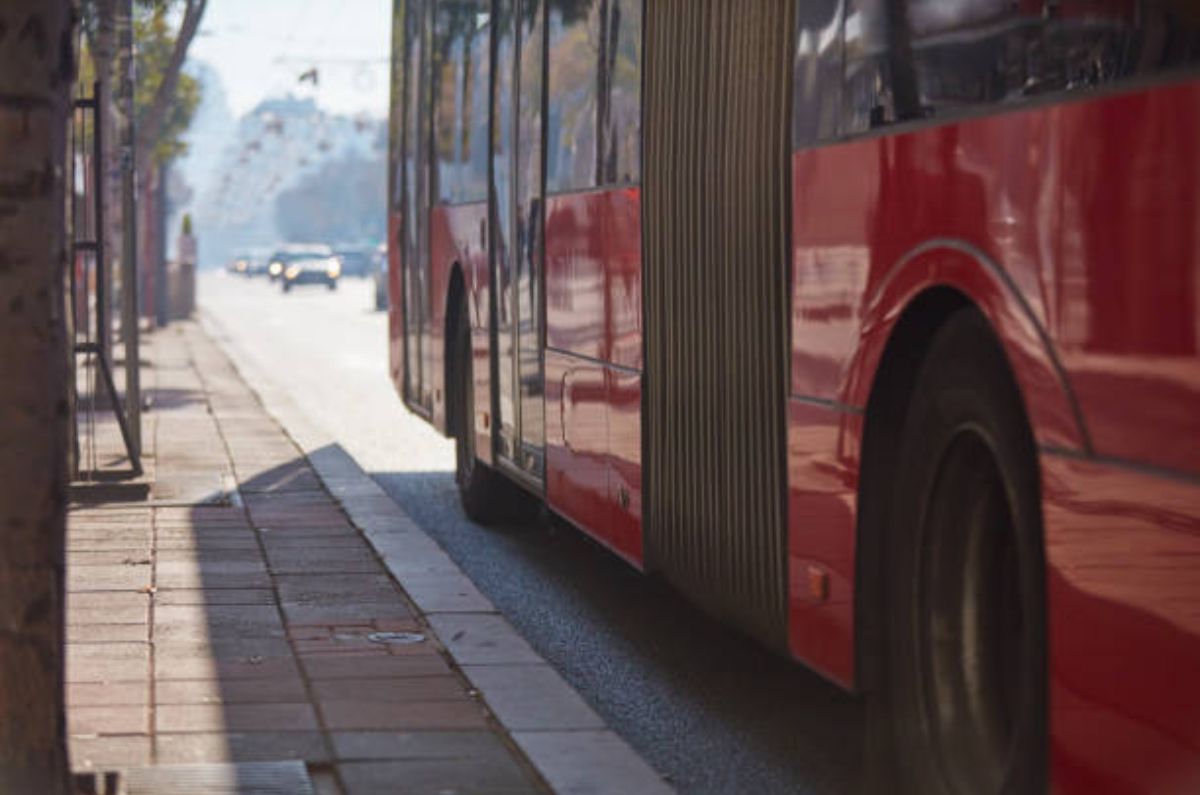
[388,1,1200,791]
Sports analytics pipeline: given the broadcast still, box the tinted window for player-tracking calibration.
[839,0,1200,137]
[433,0,490,204]
[546,0,642,193]
[793,0,845,147]
[842,0,919,134]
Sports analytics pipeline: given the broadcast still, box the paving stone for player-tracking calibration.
[67,564,151,592]
[398,571,493,614]
[265,547,383,575]
[310,676,465,705]
[427,614,541,666]
[121,761,317,795]
[154,623,289,646]
[154,588,276,606]
[69,623,150,643]
[330,731,515,762]
[70,551,154,566]
[463,664,605,731]
[155,637,292,660]
[281,602,414,625]
[512,730,674,795]
[321,699,487,731]
[155,732,330,765]
[156,677,309,705]
[68,591,150,611]
[68,705,149,735]
[155,568,272,590]
[156,537,260,552]
[154,604,282,628]
[66,643,150,683]
[338,758,540,795]
[273,576,400,607]
[70,735,152,770]
[301,654,453,680]
[154,654,300,681]
[67,682,148,707]
[156,703,319,733]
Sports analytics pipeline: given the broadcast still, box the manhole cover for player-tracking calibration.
[123,761,313,795]
[367,631,426,645]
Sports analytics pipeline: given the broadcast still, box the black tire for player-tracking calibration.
[327,280,337,291]
[450,295,526,524]
[281,280,291,293]
[870,309,1046,795]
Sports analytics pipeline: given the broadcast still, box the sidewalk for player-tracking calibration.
[66,324,548,794]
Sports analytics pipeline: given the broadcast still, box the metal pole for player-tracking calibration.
[93,81,109,357]
[118,0,141,456]
[155,162,170,327]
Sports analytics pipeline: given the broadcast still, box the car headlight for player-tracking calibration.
[326,259,341,278]
[235,260,247,272]
[269,261,283,276]
[285,265,301,279]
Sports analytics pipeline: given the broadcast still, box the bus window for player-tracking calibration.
[905,0,1026,114]
[900,0,1200,120]
[431,0,489,205]
[843,0,919,133]
[546,0,641,193]
[793,0,844,148]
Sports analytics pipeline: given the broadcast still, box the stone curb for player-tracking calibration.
[198,313,674,795]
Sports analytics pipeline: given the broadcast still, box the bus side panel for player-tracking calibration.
[1042,456,1200,795]
[544,187,644,565]
[785,400,859,688]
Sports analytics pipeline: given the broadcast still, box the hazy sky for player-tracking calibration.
[188,0,392,118]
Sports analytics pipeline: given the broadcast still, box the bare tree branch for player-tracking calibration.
[135,0,206,184]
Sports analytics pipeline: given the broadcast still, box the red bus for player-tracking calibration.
[385,1,1200,792]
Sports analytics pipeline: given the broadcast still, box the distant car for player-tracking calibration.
[333,246,375,278]
[265,244,334,283]
[372,244,388,310]
[228,247,270,277]
[280,250,341,292]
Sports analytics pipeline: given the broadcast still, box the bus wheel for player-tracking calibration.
[451,297,523,525]
[875,310,1046,795]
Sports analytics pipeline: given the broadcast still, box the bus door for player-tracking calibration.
[491,0,546,481]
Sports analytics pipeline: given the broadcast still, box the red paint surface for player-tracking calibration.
[543,187,644,564]
[786,400,859,687]
[787,81,1200,790]
[1043,454,1200,795]
[545,188,643,369]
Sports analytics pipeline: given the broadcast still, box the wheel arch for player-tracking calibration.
[849,241,1074,692]
[853,286,973,692]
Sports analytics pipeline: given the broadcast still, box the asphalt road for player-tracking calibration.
[200,271,865,795]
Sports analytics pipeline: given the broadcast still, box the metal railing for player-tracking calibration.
[71,81,142,477]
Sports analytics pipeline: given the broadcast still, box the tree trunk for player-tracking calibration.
[0,2,76,794]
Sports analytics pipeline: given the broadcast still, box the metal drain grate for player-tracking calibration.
[122,762,314,795]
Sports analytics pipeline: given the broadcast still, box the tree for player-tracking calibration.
[0,2,76,793]
[78,0,205,333]
[133,0,206,185]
